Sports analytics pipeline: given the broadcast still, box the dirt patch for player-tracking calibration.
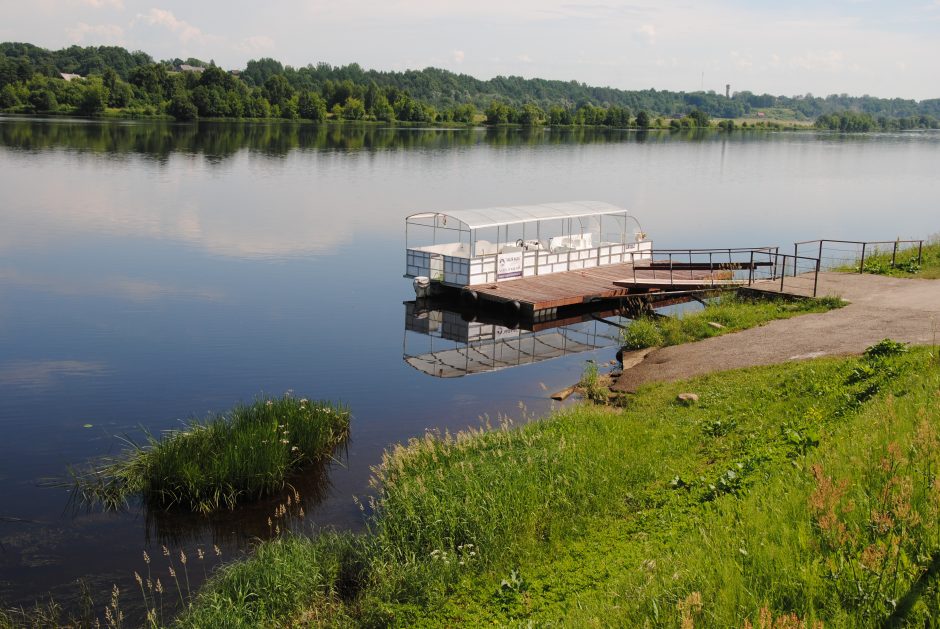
[613,273,940,393]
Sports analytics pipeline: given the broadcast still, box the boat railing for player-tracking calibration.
[793,239,924,274]
[406,239,654,286]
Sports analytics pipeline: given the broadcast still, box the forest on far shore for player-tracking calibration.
[1,41,938,130]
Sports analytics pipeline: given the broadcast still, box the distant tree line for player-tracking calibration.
[814,110,939,132]
[2,42,939,129]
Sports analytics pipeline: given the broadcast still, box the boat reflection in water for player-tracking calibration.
[403,298,628,378]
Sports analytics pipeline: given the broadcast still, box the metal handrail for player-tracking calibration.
[625,247,820,296]
[794,239,924,274]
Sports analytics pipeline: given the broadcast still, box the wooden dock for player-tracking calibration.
[466,261,733,317]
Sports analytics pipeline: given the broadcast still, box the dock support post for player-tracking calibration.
[813,256,820,297]
[818,240,824,271]
[892,241,898,267]
[780,256,786,292]
[748,250,754,286]
[793,243,798,276]
[918,241,923,266]
[859,242,867,273]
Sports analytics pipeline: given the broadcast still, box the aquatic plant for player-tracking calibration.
[68,394,349,513]
[577,361,609,403]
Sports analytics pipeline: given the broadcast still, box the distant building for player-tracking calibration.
[177,64,205,73]
[60,73,83,81]
[757,112,766,118]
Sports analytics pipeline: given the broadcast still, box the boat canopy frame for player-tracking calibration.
[405,200,642,251]
[405,201,651,288]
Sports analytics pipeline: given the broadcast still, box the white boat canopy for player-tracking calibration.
[406,200,631,231]
[405,200,649,287]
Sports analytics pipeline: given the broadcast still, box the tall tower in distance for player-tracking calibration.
[726,84,731,98]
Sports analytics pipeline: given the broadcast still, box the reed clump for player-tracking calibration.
[69,395,349,513]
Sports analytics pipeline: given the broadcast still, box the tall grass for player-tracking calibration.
[178,344,939,628]
[69,395,350,513]
[868,238,940,278]
[621,291,844,349]
[836,237,940,279]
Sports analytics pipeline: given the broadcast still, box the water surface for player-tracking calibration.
[1,118,937,610]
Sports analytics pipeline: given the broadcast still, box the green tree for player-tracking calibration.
[485,100,510,124]
[548,105,571,125]
[245,91,270,118]
[342,97,366,120]
[280,95,299,119]
[605,105,631,127]
[168,90,198,120]
[451,103,476,124]
[128,64,170,103]
[262,74,294,108]
[108,80,133,107]
[298,91,327,121]
[243,57,284,86]
[0,84,20,108]
[102,67,119,92]
[635,110,650,128]
[517,103,545,125]
[28,87,57,112]
[78,79,108,115]
[688,109,710,127]
[374,100,395,122]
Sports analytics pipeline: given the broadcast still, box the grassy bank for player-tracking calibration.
[68,394,349,513]
[621,291,844,350]
[854,239,940,279]
[173,340,939,627]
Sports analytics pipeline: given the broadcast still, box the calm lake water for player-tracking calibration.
[0,117,938,611]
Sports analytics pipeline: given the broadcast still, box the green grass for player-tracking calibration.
[176,341,940,628]
[620,291,844,350]
[846,239,940,279]
[68,394,350,513]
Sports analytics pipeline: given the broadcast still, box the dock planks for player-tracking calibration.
[469,261,731,315]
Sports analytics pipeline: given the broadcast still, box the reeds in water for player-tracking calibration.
[68,394,349,513]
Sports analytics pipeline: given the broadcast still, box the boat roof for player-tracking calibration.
[406,201,629,230]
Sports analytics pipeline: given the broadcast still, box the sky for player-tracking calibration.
[2,0,939,100]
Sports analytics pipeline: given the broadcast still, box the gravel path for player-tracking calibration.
[612,272,940,392]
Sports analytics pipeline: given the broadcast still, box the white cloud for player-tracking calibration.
[730,50,753,70]
[453,49,465,64]
[634,23,657,45]
[77,0,124,9]
[237,34,275,53]
[65,21,124,44]
[789,49,846,72]
[134,8,204,43]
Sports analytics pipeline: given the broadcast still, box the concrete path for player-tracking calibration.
[612,272,940,392]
